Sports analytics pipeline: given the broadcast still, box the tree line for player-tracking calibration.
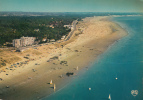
[0,15,80,46]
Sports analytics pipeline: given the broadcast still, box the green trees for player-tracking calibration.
[0,15,78,45]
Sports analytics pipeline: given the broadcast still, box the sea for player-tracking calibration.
[42,15,143,100]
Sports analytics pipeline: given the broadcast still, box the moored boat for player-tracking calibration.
[50,80,53,84]
[108,94,111,100]
[54,84,56,91]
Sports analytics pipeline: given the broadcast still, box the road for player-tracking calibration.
[65,20,78,41]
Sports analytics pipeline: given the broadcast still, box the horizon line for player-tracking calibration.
[0,11,142,13]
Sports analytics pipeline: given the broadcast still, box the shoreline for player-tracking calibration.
[0,16,127,100]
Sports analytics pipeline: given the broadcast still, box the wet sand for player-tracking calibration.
[0,16,127,100]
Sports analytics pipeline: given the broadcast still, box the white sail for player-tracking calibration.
[108,94,111,100]
[76,66,78,70]
[54,84,56,91]
[50,80,53,84]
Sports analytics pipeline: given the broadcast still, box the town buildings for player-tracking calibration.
[64,25,73,29]
[13,36,36,48]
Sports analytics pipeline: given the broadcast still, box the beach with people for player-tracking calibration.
[0,16,127,100]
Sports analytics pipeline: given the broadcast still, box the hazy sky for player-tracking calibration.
[0,0,143,12]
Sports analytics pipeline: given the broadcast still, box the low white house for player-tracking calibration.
[64,25,73,29]
[34,29,39,32]
[50,39,55,42]
[61,35,66,40]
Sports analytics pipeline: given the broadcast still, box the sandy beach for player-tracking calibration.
[0,16,127,100]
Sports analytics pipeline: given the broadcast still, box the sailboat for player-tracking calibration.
[108,94,111,100]
[50,80,53,84]
[76,66,78,70]
[54,84,56,91]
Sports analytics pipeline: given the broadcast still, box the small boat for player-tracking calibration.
[54,84,56,91]
[115,77,118,80]
[108,94,111,100]
[76,66,78,70]
[50,80,53,84]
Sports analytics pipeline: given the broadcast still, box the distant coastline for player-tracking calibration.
[0,12,142,16]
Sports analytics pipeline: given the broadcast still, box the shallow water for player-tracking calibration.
[43,16,143,100]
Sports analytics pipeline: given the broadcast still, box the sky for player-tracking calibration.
[0,0,143,12]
